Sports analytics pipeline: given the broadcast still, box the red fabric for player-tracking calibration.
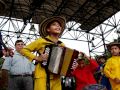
[72,59,99,90]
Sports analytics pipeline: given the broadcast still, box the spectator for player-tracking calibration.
[1,40,35,90]
[96,55,111,90]
[0,31,3,58]
[0,47,14,90]
[71,52,99,90]
[104,42,120,90]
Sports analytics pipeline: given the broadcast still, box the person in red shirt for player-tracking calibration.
[72,52,99,90]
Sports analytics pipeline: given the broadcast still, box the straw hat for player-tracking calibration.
[106,42,120,50]
[39,16,66,38]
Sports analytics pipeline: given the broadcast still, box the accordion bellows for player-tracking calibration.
[48,46,79,76]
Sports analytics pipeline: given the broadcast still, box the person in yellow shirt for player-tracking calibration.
[20,16,66,90]
[104,42,120,90]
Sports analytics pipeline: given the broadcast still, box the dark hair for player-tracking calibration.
[97,56,107,60]
[46,20,62,29]
[15,40,24,46]
[110,44,120,49]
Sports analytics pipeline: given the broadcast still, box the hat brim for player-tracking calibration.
[106,42,120,50]
[39,16,66,38]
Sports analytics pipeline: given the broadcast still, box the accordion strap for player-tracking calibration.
[44,37,62,45]
[45,65,50,90]
[44,38,62,90]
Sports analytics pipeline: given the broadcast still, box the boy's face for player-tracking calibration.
[47,21,62,35]
[110,45,120,56]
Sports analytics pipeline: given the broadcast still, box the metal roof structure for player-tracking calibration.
[0,0,120,56]
[0,0,120,30]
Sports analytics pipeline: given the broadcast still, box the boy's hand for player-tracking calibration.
[71,59,78,70]
[114,78,120,84]
[34,53,48,62]
[41,53,49,61]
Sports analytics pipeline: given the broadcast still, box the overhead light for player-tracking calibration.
[29,24,36,31]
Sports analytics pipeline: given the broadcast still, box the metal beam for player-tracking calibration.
[18,0,45,38]
[9,0,15,18]
[52,0,68,16]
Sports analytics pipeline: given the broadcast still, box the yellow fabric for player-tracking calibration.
[34,77,61,90]
[21,35,65,90]
[104,56,120,90]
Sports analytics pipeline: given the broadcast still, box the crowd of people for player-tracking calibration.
[0,16,120,90]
